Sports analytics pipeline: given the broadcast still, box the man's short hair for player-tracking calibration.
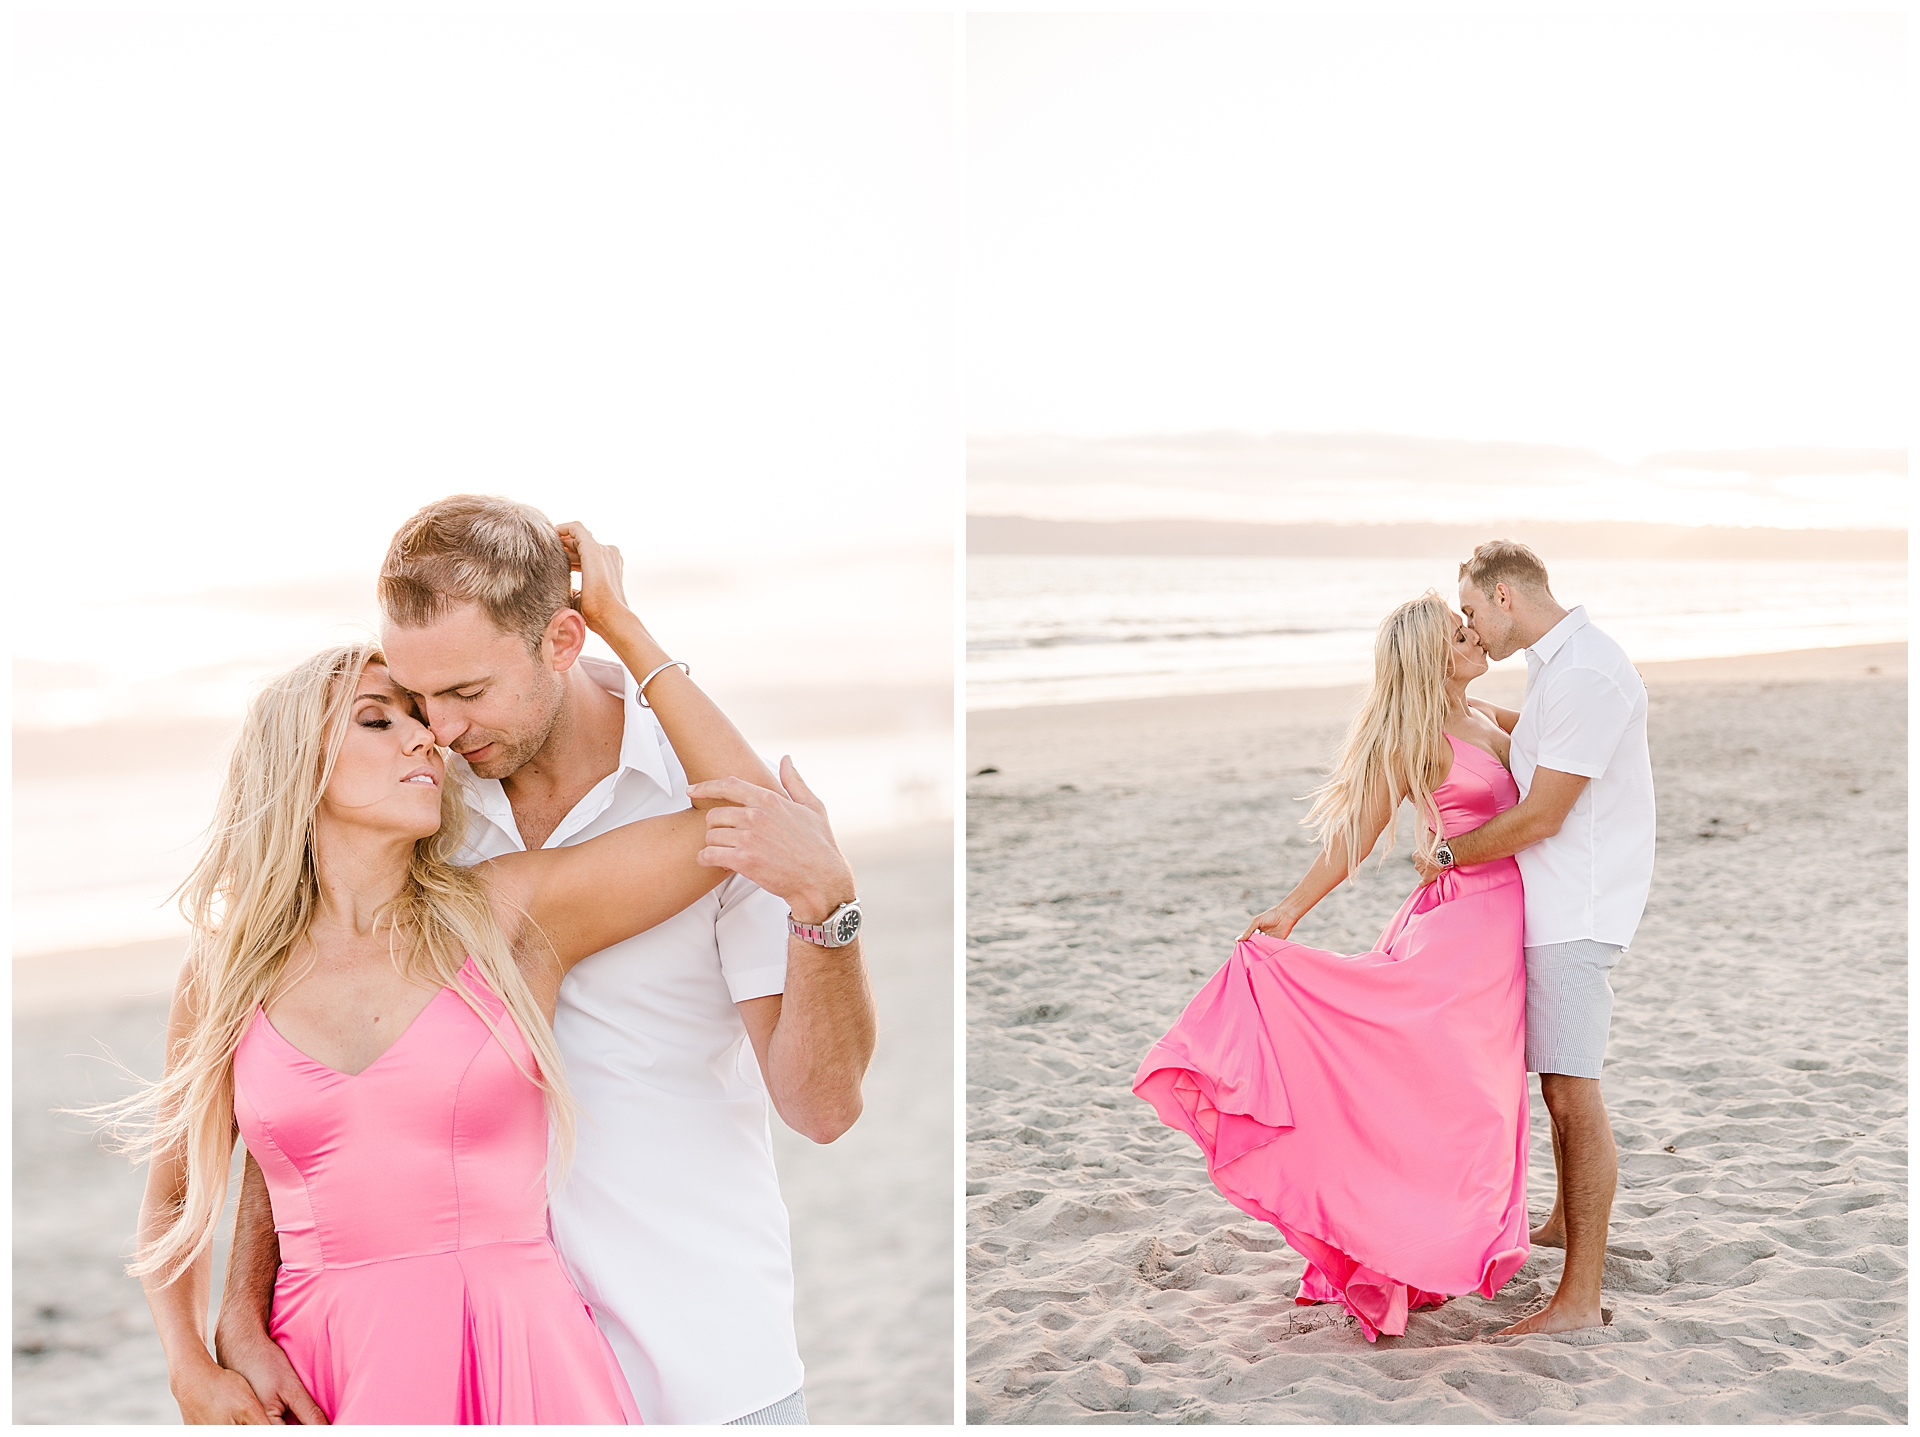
[379,495,573,653]
[1460,540,1552,599]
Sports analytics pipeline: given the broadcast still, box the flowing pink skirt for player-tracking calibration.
[1134,862,1530,1340]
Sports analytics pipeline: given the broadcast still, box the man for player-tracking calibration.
[1417,540,1655,1335]
[216,495,876,1423]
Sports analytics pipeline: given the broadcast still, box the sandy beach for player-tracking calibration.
[966,643,1907,1423]
[12,823,954,1426]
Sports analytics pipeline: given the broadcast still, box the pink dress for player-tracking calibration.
[232,958,640,1424]
[1134,734,1530,1341]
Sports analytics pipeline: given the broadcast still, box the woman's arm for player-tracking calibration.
[1467,697,1520,733]
[486,807,729,972]
[483,522,785,972]
[559,521,780,800]
[1239,777,1393,942]
[139,963,273,1424]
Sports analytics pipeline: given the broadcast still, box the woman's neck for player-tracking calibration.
[309,818,417,938]
[1444,677,1471,717]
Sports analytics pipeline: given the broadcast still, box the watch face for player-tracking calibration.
[832,907,862,944]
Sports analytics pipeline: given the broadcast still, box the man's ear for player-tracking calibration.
[544,608,588,672]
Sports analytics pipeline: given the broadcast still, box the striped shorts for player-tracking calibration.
[1524,939,1624,1079]
[728,1389,809,1425]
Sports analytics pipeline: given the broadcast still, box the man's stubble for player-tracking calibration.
[458,667,569,783]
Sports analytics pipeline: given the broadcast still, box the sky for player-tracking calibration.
[968,432,1909,530]
[9,10,961,949]
[10,9,957,609]
[968,11,1907,518]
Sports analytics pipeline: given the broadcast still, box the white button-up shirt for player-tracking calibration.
[1509,607,1657,948]
[451,657,803,1425]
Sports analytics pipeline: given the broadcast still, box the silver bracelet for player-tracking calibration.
[637,659,690,709]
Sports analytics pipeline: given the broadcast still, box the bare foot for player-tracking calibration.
[1496,1299,1608,1336]
[1529,1221,1566,1249]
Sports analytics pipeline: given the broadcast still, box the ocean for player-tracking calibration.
[967,555,1907,710]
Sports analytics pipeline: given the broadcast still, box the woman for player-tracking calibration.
[1133,591,1530,1341]
[107,559,780,1423]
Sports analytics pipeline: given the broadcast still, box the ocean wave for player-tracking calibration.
[968,623,1365,654]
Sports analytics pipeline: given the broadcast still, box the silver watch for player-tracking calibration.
[1435,836,1456,869]
[789,899,862,948]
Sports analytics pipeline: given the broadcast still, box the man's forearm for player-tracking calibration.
[1446,767,1588,870]
[1447,802,1546,867]
[765,937,876,1144]
[214,1152,282,1358]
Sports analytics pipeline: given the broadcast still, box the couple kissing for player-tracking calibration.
[1136,539,1656,1341]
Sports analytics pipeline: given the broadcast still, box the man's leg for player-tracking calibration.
[1532,1108,1568,1248]
[1500,1074,1616,1332]
[1505,938,1623,1333]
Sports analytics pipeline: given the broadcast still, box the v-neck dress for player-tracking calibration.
[1134,734,1531,1341]
[232,959,640,1423]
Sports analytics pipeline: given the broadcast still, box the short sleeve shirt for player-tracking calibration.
[1509,608,1657,947]
[450,657,803,1424]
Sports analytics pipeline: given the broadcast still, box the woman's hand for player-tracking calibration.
[1240,905,1299,942]
[171,1359,275,1424]
[554,521,631,636]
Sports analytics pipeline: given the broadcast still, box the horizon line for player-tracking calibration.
[967,513,1910,535]
[965,429,1909,464]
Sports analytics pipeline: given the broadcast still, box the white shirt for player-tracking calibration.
[1509,607,1657,948]
[452,657,804,1425]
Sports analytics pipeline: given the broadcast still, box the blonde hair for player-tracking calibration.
[379,495,575,653]
[98,641,573,1286]
[1302,591,1455,875]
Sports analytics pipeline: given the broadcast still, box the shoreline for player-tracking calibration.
[967,642,1905,776]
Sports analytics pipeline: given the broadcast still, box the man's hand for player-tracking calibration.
[690,759,856,920]
[171,1360,277,1425]
[554,521,631,635]
[1413,850,1443,885]
[216,1333,329,1426]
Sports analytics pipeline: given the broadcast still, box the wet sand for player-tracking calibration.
[966,644,1907,1423]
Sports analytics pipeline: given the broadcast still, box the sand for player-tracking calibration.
[965,644,1907,1424]
[11,824,954,1426]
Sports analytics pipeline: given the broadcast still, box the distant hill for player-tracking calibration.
[968,516,1908,562]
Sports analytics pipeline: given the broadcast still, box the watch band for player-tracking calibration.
[789,899,862,948]
[1435,836,1456,868]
